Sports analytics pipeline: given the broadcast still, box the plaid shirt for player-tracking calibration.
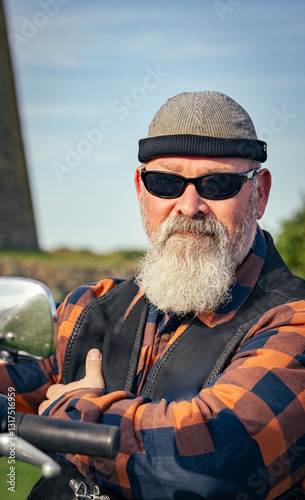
[1,228,305,499]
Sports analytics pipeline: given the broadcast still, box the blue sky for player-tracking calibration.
[3,0,305,252]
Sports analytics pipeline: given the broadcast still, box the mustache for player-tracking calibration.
[157,215,227,243]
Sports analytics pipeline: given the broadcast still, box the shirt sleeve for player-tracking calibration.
[0,354,57,413]
[42,300,305,500]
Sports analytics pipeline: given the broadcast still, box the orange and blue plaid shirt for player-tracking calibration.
[1,228,305,499]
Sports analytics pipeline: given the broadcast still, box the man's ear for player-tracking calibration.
[256,168,272,220]
[134,166,143,206]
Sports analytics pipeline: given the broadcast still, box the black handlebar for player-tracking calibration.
[15,413,120,460]
[0,395,120,460]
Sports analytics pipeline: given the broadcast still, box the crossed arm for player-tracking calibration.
[1,298,305,499]
[36,301,305,500]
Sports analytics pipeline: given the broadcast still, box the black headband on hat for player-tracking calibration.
[138,134,267,163]
[138,91,267,164]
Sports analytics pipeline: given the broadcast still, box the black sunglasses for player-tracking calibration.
[141,168,257,200]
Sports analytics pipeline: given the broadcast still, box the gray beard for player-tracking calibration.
[136,194,257,316]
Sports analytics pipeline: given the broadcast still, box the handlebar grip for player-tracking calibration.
[15,413,120,460]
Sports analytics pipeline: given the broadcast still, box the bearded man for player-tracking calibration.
[2,91,305,500]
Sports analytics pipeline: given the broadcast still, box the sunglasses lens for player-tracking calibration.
[197,174,241,199]
[143,171,245,200]
[145,173,184,198]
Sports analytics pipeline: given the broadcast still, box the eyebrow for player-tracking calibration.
[145,160,234,175]
[150,161,182,173]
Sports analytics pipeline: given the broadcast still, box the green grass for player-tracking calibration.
[0,247,146,302]
[0,247,145,269]
[0,458,42,499]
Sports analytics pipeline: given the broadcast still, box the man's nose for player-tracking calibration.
[172,183,210,218]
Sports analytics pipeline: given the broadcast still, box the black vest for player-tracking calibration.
[28,233,305,500]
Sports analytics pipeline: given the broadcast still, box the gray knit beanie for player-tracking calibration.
[138,91,267,163]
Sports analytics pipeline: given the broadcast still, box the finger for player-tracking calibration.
[38,400,50,415]
[85,349,104,386]
[46,383,65,400]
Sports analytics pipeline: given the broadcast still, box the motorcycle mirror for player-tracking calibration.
[0,277,57,358]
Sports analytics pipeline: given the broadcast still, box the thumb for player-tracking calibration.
[85,349,104,385]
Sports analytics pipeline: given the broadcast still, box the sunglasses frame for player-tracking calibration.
[141,168,258,200]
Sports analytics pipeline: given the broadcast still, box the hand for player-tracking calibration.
[38,349,104,415]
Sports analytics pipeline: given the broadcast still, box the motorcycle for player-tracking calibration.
[0,276,120,499]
